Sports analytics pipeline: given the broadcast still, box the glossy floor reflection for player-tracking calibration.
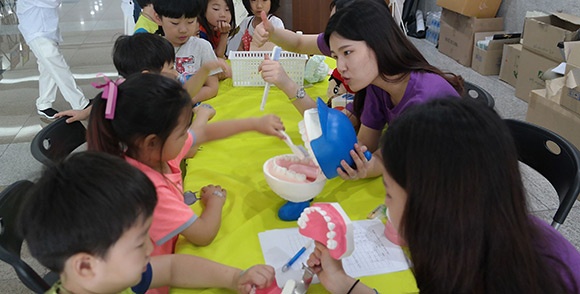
[0,0,579,292]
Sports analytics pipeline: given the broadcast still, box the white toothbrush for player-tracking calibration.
[279,130,308,160]
[260,46,282,111]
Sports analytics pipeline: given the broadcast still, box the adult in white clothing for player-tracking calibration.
[17,0,90,119]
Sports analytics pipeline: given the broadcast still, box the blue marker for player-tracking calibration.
[281,240,312,272]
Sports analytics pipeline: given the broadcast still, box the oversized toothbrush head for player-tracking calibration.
[301,98,360,179]
[297,202,354,259]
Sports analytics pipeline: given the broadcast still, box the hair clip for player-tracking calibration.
[91,73,124,120]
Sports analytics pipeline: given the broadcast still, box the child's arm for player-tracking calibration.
[191,114,286,145]
[254,11,321,55]
[185,104,216,158]
[181,184,226,246]
[192,74,220,104]
[149,254,275,293]
[183,60,230,103]
[214,21,231,58]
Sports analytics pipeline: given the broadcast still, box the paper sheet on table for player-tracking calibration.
[258,219,410,287]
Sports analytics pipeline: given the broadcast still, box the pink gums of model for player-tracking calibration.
[297,203,354,259]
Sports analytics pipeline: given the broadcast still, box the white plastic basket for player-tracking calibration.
[229,51,308,87]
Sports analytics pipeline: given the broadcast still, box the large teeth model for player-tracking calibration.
[297,203,354,259]
[266,155,321,183]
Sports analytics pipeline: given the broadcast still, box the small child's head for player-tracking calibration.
[153,0,202,46]
[19,152,157,293]
[136,0,153,8]
[87,73,193,169]
[113,33,176,78]
[242,0,280,17]
[198,0,236,36]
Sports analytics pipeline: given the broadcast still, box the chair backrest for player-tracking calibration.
[30,116,86,166]
[463,81,495,109]
[505,119,580,229]
[0,180,51,293]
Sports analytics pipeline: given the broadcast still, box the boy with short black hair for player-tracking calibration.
[152,0,222,103]
[19,152,275,294]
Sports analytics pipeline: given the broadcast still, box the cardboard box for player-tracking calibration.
[438,9,504,66]
[436,0,501,18]
[560,67,580,115]
[564,41,580,73]
[515,48,559,102]
[471,32,520,75]
[526,89,580,150]
[499,44,522,87]
[522,13,580,62]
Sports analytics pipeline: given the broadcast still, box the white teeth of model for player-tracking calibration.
[318,210,327,216]
[327,239,338,250]
[326,231,336,239]
[327,222,335,230]
[324,216,331,222]
[312,206,322,212]
[298,219,307,229]
[273,164,306,181]
[300,211,309,221]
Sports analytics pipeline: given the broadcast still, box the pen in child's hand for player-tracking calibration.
[281,240,312,272]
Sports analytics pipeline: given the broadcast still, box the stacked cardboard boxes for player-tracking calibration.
[471,32,520,75]
[515,13,580,101]
[526,42,580,150]
[438,9,504,67]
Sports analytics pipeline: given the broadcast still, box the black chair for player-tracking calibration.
[30,116,86,166]
[463,81,495,109]
[505,119,580,230]
[0,180,56,293]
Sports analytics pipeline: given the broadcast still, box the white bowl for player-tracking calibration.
[263,154,326,202]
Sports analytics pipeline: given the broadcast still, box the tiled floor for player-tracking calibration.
[0,0,579,292]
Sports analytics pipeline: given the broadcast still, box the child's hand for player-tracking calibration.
[254,114,285,138]
[203,58,232,79]
[253,11,274,47]
[259,55,293,91]
[215,20,232,34]
[236,265,276,294]
[200,184,226,208]
[194,103,216,121]
[55,107,91,123]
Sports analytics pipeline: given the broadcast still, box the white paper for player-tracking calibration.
[258,219,410,287]
[552,62,567,75]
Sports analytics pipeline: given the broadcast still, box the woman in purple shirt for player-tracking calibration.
[260,0,463,181]
[308,98,580,294]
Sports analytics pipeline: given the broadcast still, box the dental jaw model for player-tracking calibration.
[264,98,371,221]
[255,203,353,294]
[298,203,354,259]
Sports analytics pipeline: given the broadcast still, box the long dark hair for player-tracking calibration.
[324,0,463,119]
[87,73,192,164]
[198,0,237,41]
[381,98,572,293]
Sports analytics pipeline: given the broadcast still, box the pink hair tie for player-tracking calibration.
[91,74,125,120]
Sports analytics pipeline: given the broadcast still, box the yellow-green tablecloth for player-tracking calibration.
[173,61,418,294]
